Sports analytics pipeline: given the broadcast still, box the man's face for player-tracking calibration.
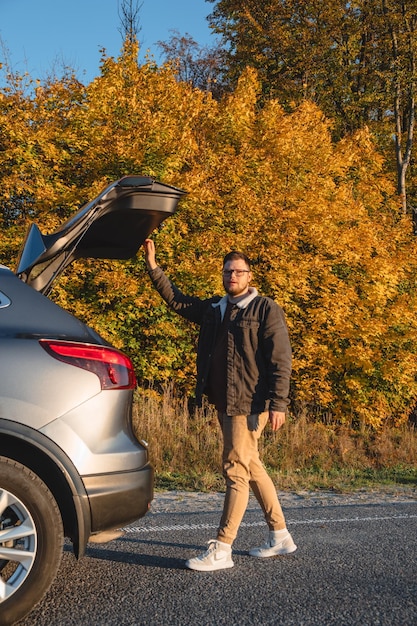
[222,259,252,297]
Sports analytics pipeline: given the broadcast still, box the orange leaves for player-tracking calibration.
[83,47,212,183]
[1,55,417,427]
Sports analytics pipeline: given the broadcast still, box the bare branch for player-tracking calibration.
[118,0,143,45]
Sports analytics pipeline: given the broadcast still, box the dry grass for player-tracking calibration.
[133,385,417,493]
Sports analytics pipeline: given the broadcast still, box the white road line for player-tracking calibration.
[123,513,417,534]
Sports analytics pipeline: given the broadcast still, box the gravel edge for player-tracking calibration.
[150,486,417,514]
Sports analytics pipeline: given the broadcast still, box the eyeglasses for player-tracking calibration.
[222,269,251,277]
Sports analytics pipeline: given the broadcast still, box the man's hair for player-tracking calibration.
[223,251,251,269]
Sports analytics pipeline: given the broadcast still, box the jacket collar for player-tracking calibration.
[212,287,259,320]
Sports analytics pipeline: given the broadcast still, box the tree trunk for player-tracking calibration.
[385,0,416,223]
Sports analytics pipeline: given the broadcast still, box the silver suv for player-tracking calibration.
[0,176,185,624]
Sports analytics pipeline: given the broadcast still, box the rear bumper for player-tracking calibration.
[83,463,154,534]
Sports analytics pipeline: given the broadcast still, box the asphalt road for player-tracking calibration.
[18,493,417,626]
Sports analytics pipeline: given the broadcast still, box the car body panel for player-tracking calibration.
[40,391,148,475]
[83,466,153,532]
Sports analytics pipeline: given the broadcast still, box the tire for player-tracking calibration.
[0,456,64,625]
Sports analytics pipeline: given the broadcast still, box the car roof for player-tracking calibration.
[16,176,186,294]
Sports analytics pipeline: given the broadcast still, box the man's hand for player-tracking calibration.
[143,238,157,271]
[269,410,286,431]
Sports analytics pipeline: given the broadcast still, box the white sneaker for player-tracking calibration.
[249,530,297,558]
[185,540,234,571]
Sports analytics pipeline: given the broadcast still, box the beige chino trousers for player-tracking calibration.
[216,411,287,545]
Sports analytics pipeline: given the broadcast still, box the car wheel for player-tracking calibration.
[0,456,64,624]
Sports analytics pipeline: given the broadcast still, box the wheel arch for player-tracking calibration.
[0,419,91,558]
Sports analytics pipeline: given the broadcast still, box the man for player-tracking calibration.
[143,239,296,571]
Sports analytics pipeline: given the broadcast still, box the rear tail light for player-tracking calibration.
[40,340,137,390]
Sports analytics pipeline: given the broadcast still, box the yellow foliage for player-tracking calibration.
[1,51,417,428]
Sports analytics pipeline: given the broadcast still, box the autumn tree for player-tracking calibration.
[207,0,382,128]
[163,69,417,427]
[1,46,417,428]
[157,30,226,98]
[206,0,417,223]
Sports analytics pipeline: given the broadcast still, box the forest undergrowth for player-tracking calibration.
[133,385,417,494]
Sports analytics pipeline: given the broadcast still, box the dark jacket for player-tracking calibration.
[149,266,292,415]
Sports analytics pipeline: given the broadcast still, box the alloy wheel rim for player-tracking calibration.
[0,488,37,602]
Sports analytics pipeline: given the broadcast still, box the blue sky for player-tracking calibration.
[0,0,217,84]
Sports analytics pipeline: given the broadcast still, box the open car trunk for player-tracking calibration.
[16,176,186,295]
